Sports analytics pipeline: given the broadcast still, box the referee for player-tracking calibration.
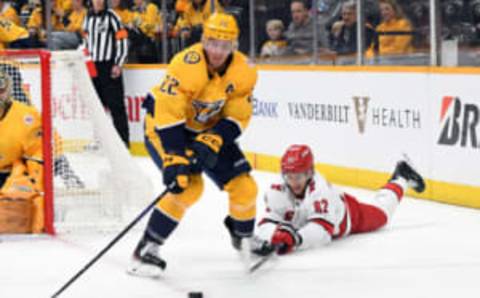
[83,0,130,148]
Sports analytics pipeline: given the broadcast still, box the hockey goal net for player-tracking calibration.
[0,50,153,234]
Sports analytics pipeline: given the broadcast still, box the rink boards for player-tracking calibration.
[122,65,480,208]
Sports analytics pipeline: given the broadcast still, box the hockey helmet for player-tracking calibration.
[281,144,314,174]
[203,13,239,42]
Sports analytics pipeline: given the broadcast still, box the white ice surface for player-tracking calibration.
[1,157,480,298]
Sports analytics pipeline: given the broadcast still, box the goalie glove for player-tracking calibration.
[162,154,189,194]
[190,132,223,169]
[271,225,303,255]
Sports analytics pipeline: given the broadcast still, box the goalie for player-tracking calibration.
[253,144,426,256]
[0,70,44,233]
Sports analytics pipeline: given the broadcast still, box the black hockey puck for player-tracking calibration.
[188,292,203,298]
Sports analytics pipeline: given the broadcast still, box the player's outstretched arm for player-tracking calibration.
[296,221,332,250]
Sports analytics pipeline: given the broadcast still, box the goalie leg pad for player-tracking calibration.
[31,194,44,233]
[0,196,32,233]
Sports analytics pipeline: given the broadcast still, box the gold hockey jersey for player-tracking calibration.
[0,101,42,173]
[145,43,257,154]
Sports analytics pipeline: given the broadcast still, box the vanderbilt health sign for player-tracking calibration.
[122,66,480,208]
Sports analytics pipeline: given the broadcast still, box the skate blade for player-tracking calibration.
[126,259,163,278]
[238,238,259,271]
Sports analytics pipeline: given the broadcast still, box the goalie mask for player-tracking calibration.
[0,70,12,108]
[281,144,314,196]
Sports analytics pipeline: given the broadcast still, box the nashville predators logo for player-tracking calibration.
[184,52,201,64]
[192,100,225,124]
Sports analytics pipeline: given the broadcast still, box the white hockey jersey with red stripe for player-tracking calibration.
[256,173,401,250]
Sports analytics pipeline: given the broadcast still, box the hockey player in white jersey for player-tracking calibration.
[254,144,425,255]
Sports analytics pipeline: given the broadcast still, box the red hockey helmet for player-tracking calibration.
[281,144,314,174]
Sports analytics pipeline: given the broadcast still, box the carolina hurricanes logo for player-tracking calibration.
[284,210,294,221]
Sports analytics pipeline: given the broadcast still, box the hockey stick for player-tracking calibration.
[51,188,170,298]
[248,251,276,273]
[248,244,283,273]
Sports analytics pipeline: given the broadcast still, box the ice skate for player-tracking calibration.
[224,216,275,271]
[224,216,243,251]
[391,155,425,193]
[127,238,166,278]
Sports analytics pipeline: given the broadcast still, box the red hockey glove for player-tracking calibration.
[271,225,302,255]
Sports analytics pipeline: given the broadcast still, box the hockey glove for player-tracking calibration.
[190,133,223,169]
[162,154,189,194]
[251,237,276,256]
[186,149,202,174]
[271,225,302,255]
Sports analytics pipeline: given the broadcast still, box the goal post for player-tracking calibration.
[0,49,154,234]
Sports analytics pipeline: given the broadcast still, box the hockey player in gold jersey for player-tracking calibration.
[0,70,44,233]
[129,13,258,276]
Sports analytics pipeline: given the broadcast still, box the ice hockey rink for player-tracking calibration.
[1,158,480,298]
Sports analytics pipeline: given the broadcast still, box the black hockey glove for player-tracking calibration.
[190,133,223,169]
[162,154,189,194]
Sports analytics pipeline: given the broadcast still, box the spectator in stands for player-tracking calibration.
[366,0,413,57]
[407,1,429,49]
[470,0,480,45]
[51,0,86,50]
[330,0,375,55]
[284,0,329,56]
[111,0,135,28]
[19,0,39,27]
[175,0,223,48]
[27,0,65,45]
[130,0,162,63]
[175,0,190,14]
[53,0,73,21]
[0,0,20,25]
[0,16,31,49]
[260,19,287,58]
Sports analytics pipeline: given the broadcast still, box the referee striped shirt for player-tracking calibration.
[82,8,128,66]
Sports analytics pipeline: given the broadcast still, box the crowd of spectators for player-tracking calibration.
[1,0,480,63]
